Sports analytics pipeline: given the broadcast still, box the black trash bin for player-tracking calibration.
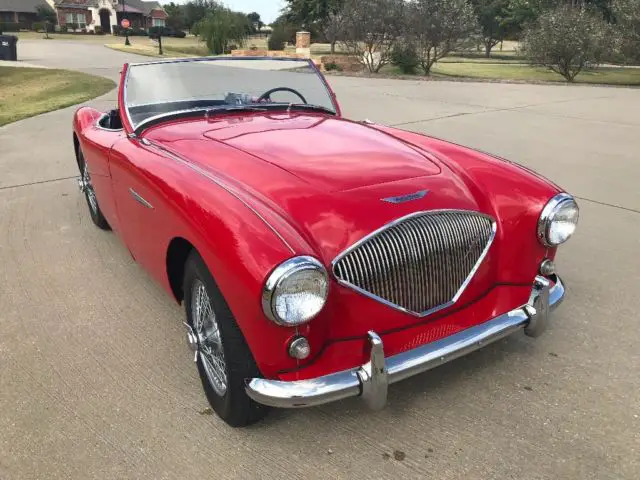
[0,35,18,61]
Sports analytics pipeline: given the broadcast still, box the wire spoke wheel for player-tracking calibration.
[191,279,228,396]
[82,163,98,214]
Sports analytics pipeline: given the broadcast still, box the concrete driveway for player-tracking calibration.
[1,40,638,480]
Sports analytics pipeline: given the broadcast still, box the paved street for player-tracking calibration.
[1,40,638,479]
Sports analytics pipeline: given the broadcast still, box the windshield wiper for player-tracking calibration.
[205,105,268,118]
[285,104,335,115]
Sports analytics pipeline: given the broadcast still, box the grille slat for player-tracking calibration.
[333,211,495,316]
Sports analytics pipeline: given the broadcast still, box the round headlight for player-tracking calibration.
[537,193,579,247]
[262,256,329,326]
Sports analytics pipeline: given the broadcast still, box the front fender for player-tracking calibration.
[369,125,563,284]
[73,106,102,135]
[119,140,313,378]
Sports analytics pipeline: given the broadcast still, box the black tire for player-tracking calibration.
[78,149,110,230]
[183,251,268,427]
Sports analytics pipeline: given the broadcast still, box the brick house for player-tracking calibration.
[45,0,167,33]
[0,0,49,29]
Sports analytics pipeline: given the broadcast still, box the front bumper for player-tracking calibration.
[246,275,565,409]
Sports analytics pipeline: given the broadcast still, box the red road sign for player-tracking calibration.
[121,19,130,29]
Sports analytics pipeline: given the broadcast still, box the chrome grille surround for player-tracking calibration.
[332,210,497,317]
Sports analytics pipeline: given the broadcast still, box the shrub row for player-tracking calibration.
[148,26,186,38]
[0,22,23,32]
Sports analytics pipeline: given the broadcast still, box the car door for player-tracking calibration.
[80,122,124,233]
[107,137,174,284]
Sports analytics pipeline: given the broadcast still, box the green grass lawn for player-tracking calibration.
[431,63,640,85]
[106,42,209,58]
[0,67,115,126]
[380,62,640,86]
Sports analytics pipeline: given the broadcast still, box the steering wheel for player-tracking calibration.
[257,87,307,104]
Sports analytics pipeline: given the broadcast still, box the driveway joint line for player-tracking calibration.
[0,176,77,191]
[574,196,640,215]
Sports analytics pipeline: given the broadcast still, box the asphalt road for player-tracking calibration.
[1,40,638,480]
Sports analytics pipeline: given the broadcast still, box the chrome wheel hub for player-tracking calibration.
[188,279,228,396]
[79,164,98,214]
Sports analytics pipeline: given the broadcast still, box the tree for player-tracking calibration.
[521,5,614,81]
[271,13,299,44]
[321,10,346,53]
[341,0,405,72]
[472,0,513,57]
[164,2,186,31]
[197,8,250,54]
[184,0,219,33]
[286,0,345,52]
[408,0,478,74]
[247,12,263,32]
[35,4,57,39]
[613,0,640,63]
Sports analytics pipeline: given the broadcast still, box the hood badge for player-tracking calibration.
[382,190,429,204]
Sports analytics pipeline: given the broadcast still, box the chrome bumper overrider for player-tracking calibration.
[246,275,565,409]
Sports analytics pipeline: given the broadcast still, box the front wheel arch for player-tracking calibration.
[73,133,82,172]
[166,236,195,304]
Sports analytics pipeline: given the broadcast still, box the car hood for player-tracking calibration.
[200,113,441,192]
[144,113,492,262]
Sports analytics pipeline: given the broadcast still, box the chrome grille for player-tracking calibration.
[332,211,495,316]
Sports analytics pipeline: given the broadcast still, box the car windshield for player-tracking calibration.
[123,57,337,131]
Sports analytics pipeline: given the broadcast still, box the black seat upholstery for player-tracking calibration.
[99,109,123,130]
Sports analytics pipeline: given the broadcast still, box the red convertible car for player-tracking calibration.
[73,57,578,426]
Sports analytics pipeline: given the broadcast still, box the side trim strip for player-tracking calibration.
[144,140,295,254]
[129,188,154,209]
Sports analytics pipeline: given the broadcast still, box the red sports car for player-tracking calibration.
[73,57,578,426]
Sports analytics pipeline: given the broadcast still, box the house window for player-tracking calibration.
[152,18,165,27]
[65,12,87,27]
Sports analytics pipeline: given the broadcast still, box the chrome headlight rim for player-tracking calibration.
[261,256,329,327]
[537,193,579,247]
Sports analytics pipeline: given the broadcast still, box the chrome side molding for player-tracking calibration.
[129,188,154,209]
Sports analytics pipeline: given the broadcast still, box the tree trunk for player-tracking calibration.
[330,40,336,54]
[485,43,491,57]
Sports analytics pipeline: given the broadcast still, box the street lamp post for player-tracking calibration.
[121,0,131,46]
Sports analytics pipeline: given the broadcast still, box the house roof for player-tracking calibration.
[126,0,164,16]
[52,1,165,16]
[0,0,49,13]
[53,0,96,6]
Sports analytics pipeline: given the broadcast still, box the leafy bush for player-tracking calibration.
[94,26,103,35]
[521,6,614,82]
[67,23,78,31]
[391,42,419,74]
[113,26,148,36]
[0,22,22,32]
[613,0,640,63]
[267,25,288,50]
[149,26,186,38]
[60,25,68,33]
[197,8,249,54]
[324,61,343,71]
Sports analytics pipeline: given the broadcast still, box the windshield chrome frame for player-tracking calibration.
[122,56,340,135]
